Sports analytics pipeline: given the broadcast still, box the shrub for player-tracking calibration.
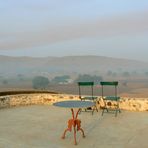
[32,76,49,89]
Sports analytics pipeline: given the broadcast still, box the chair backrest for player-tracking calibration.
[100,81,118,86]
[100,81,118,98]
[78,82,94,100]
[78,82,94,86]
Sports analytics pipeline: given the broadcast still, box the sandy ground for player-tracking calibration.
[0,105,148,148]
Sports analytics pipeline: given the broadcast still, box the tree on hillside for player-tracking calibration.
[122,81,127,86]
[112,72,117,77]
[17,74,24,81]
[2,79,8,85]
[107,70,113,76]
[106,70,117,77]
[122,71,130,77]
[145,72,148,76]
[32,76,49,89]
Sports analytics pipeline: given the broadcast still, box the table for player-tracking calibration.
[53,100,95,145]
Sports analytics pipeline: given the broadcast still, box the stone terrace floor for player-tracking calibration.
[0,105,148,148]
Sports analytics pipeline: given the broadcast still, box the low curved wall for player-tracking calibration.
[0,93,148,111]
[0,93,78,108]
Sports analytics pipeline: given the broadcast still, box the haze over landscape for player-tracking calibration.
[0,1,148,97]
[0,0,148,61]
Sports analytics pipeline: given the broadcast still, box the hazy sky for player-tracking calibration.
[0,0,148,61]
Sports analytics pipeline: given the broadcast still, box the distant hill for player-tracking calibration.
[0,55,148,77]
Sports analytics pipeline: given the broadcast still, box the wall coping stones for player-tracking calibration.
[0,93,148,111]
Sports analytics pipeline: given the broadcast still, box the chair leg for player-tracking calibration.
[115,108,121,117]
[115,109,118,117]
[91,105,97,115]
[92,109,94,115]
[95,102,99,112]
[118,103,121,113]
[115,102,121,116]
[96,107,98,112]
[119,109,121,113]
[101,100,107,116]
[102,108,105,116]
[115,104,121,117]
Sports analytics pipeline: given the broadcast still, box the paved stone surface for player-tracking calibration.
[0,105,148,148]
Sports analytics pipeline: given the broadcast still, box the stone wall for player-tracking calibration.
[0,93,79,108]
[0,93,148,111]
[99,97,148,111]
